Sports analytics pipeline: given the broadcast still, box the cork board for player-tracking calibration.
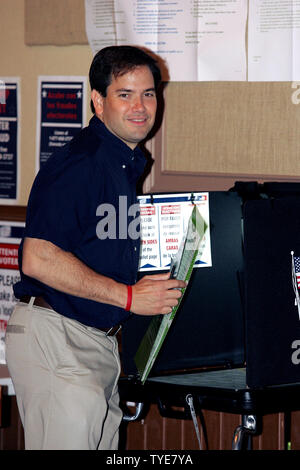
[24,0,88,45]
[163,81,300,177]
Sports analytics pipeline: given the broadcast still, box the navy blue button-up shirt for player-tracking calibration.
[14,116,146,328]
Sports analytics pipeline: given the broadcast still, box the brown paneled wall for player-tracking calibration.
[121,405,300,450]
[0,398,299,450]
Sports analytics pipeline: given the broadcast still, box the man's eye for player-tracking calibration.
[119,93,129,98]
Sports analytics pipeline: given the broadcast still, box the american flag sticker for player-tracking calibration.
[293,255,300,288]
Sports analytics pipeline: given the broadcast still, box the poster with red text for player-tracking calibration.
[0,77,20,202]
[0,221,24,363]
[138,192,211,272]
[36,76,87,172]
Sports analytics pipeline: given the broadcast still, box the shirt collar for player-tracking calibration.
[89,115,147,183]
[89,115,145,164]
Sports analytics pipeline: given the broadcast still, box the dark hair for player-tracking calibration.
[89,45,162,112]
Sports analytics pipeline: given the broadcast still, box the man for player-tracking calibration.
[5,46,185,450]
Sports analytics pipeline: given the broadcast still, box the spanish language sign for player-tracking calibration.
[0,221,24,364]
[138,192,211,271]
[36,76,87,171]
[85,0,247,81]
[0,77,20,202]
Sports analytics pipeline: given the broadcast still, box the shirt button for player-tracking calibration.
[134,246,137,251]
[122,164,126,169]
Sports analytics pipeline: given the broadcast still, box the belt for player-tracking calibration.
[19,295,121,336]
[20,295,51,309]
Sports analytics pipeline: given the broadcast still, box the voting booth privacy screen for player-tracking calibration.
[122,191,245,378]
[243,184,300,387]
[121,185,300,388]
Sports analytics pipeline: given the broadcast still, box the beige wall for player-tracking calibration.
[0,0,93,205]
[2,0,300,205]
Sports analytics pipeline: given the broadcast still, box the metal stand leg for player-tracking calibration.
[122,402,145,422]
[232,415,257,450]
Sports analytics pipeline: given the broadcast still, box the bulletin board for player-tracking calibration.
[24,0,88,46]
[163,81,300,178]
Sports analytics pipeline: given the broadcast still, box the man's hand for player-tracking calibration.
[131,272,186,315]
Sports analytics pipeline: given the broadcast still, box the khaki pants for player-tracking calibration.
[5,299,122,450]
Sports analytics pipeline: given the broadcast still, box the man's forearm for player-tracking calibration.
[22,237,127,309]
[22,237,187,316]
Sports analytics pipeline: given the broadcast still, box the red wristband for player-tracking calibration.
[125,285,132,311]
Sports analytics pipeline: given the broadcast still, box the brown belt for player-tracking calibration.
[19,295,121,336]
[20,295,51,309]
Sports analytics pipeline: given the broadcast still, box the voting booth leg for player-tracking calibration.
[232,415,257,450]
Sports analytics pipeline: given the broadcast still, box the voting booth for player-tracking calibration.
[119,184,300,449]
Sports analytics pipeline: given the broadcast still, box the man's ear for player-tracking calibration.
[91,89,104,117]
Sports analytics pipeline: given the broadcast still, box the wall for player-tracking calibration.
[0,397,299,450]
[2,0,300,204]
[0,0,93,205]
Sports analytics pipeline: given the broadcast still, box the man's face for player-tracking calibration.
[92,65,157,149]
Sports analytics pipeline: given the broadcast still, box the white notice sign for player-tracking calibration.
[248,0,300,81]
[85,0,247,81]
[138,192,211,271]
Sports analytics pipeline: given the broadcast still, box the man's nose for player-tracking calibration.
[132,96,145,112]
